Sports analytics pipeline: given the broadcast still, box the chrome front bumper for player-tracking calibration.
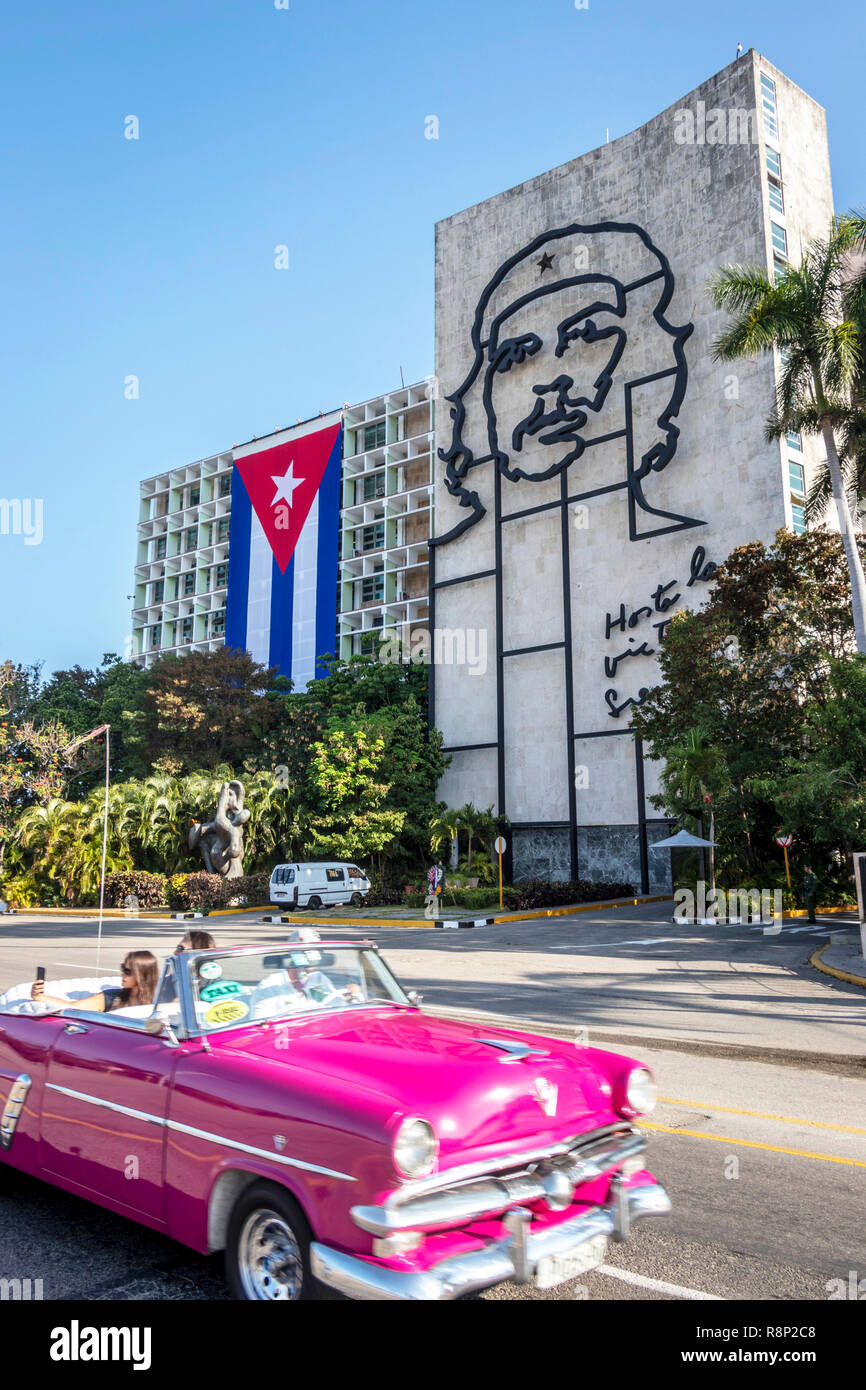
[310,1180,671,1301]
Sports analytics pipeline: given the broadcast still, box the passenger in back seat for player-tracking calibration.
[32,951,159,1014]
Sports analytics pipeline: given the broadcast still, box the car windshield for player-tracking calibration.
[181,946,410,1033]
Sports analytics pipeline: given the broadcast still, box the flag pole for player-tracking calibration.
[97,727,110,970]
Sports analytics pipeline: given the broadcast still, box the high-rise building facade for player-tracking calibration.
[431,51,836,890]
[131,382,434,671]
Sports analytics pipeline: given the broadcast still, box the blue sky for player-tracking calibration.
[1,0,863,676]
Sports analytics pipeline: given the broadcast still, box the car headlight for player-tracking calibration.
[625,1066,657,1117]
[392,1117,438,1178]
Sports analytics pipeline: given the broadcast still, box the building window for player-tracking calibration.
[185,526,198,551]
[189,486,200,508]
[771,222,787,257]
[211,610,225,637]
[363,421,386,452]
[152,579,164,604]
[155,536,167,560]
[181,617,193,643]
[791,500,806,534]
[361,574,384,604]
[359,632,379,655]
[363,473,385,501]
[789,459,805,495]
[766,146,782,180]
[217,518,230,543]
[779,345,792,367]
[773,256,788,284]
[768,179,784,215]
[150,626,161,649]
[183,571,196,596]
[361,522,385,552]
[219,473,231,497]
[213,562,228,589]
[761,72,778,139]
[786,429,802,451]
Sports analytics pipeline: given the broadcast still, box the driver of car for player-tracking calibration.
[250,931,362,1019]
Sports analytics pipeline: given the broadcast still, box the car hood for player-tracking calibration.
[217,1008,616,1157]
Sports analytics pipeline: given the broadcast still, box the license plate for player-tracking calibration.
[534,1233,607,1290]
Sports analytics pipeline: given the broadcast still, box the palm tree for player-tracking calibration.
[710,214,866,653]
[455,803,481,872]
[429,808,460,868]
[661,729,726,895]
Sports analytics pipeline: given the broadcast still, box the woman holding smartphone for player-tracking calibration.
[31,950,159,1013]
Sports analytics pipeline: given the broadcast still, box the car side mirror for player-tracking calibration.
[407,991,423,1008]
[145,1016,180,1047]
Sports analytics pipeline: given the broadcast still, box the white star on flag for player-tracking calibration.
[271,461,305,508]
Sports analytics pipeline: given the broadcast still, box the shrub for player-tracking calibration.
[104,872,169,909]
[167,872,270,912]
[0,872,41,907]
[508,878,635,909]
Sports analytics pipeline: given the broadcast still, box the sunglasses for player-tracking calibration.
[121,964,133,975]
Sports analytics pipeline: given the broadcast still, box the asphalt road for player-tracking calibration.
[1,906,864,1302]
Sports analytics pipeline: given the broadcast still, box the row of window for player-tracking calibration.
[762,73,805,538]
[148,611,225,650]
[149,564,228,605]
[152,517,230,559]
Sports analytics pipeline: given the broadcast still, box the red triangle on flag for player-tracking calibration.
[234,422,341,574]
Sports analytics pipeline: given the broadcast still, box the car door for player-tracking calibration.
[40,1012,180,1226]
[326,867,345,902]
[0,1011,67,1174]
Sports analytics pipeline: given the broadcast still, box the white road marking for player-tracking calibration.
[595,1264,723,1300]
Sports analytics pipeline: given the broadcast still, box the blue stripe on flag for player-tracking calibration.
[315,428,342,678]
[269,552,294,677]
[225,466,251,653]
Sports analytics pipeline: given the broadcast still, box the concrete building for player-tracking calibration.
[339,382,434,659]
[131,383,434,670]
[430,51,835,890]
[133,448,234,665]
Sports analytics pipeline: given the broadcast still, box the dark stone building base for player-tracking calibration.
[512,823,672,894]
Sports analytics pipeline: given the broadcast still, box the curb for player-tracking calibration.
[434,917,496,930]
[171,912,204,921]
[271,894,672,931]
[810,944,866,990]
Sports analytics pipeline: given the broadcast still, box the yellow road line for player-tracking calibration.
[658,1097,866,1136]
[643,1121,866,1167]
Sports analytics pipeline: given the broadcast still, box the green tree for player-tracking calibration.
[143,648,279,773]
[305,724,406,867]
[710,213,866,650]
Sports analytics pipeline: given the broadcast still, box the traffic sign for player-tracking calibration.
[494,836,507,854]
[775,834,793,848]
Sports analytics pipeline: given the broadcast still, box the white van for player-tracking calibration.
[269,862,371,910]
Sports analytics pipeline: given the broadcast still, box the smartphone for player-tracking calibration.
[36,966,46,983]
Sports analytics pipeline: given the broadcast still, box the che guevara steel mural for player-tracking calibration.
[433,220,704,547]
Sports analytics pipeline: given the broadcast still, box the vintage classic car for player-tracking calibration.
[0,941,670,1299]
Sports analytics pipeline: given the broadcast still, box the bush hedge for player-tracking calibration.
[167,872,271,912]
[104,872,169,908]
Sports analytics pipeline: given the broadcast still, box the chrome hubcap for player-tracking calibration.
[238,1209,304,1300]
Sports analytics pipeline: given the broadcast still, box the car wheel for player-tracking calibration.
[226,1181,318,1301]
[307,895,322,910]
[350,892,363,906]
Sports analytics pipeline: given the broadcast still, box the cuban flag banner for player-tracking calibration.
[226,415,342,687]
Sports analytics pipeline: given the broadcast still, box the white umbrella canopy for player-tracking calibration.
[651,828,717,849]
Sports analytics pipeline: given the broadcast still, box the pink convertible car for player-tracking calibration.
[0,941,670,1299]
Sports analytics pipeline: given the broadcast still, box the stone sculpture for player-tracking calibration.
[188,780,250,879]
